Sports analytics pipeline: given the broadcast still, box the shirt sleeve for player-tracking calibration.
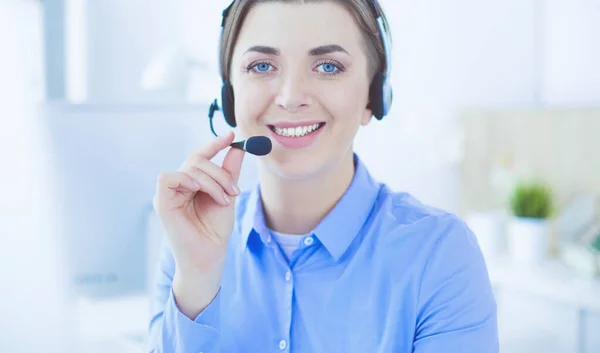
[413,216,499,353]
[147,239,221,353]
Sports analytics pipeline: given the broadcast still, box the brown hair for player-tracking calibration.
[219,0,390,83]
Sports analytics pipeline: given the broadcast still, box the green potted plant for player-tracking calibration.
[507,180,554,265]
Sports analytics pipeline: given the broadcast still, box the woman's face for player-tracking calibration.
[230,1,373,180]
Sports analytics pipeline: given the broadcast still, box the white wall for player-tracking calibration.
[381,0,538,111]
[541,0,600,105]
[65,0,179,102]
[0,1,74,352]
[65,0,230,103]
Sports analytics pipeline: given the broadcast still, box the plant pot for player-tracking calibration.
[465,210,506,259]
[507,217,550,265]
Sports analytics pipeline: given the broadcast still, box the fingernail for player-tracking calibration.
[192,181,201,190]
[219,131,232,141]
[223,194,232,205]
[215,134,226,142]
[232,184,241,195]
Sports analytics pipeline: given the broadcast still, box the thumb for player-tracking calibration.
[221,135,246,184]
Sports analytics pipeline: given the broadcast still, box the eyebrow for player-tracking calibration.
[244,44,348,56]
[245,45,280,55]
[308,44,348,56]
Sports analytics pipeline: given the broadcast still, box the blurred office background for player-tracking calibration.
[1,0,599,352]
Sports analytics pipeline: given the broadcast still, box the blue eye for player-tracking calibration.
[316,61,343,75]
[253,63,271,72]
[321,63,337,73]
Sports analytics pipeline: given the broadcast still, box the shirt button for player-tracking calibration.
[279,339,287,350]
[285,271,292,282]
[267,235,272,244]
[304,236,314,246]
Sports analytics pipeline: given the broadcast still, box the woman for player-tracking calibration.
[149,0,498,352]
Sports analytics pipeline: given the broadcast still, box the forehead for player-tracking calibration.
[234,2,365,53]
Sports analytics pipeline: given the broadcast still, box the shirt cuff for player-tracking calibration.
[163,287,221,352]
[193,288,222,325]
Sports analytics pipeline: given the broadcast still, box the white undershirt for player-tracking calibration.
[270,230,306,261]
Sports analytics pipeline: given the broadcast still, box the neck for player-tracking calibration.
[259,151,356,235]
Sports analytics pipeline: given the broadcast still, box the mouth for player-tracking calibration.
[267,122,326,138]
[266,122,326,149]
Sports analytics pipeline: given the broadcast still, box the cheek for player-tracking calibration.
[233,80,276,131]
[320,81,369,126]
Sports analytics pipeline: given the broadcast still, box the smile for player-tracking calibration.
[268,123,326,138]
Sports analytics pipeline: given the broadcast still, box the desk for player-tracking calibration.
[486,255,600,353]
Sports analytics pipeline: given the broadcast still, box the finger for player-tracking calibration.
[221,144,245,185]
[154,172,200,209]
[163,172,201,192]
[181,156,239,196]
[194,131,235,161]
[184,168,232,206]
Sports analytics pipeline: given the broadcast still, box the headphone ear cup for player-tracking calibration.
[221,82,237,127]
[369,72,384,120]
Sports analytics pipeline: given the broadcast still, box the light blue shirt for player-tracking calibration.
[149,154,498,353]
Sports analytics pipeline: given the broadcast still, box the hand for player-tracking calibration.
[153,131,244,309]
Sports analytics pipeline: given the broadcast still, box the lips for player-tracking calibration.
[266,121,326,149]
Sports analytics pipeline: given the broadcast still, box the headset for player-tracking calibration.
[208,0,392,134]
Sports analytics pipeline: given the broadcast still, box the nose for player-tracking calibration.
[275,71,312,113]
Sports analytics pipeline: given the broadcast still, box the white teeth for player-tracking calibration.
[273,123,322,137]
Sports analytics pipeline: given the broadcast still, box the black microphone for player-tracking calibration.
[209,99,272,156]
[230,136,272,156]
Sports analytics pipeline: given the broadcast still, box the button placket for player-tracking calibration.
[281,268,293,352]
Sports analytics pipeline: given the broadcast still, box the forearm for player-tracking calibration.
[172,267,222,320]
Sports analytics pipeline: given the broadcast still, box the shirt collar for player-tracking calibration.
[240,153,382,261]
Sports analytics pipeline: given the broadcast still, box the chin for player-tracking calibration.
[260,145,354,182]
[260,149,330,181]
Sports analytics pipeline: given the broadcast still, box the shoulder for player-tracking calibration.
[372,185,493,299]
[370,185,480,263]
[379,185,454,221]
[374,185,472,239]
